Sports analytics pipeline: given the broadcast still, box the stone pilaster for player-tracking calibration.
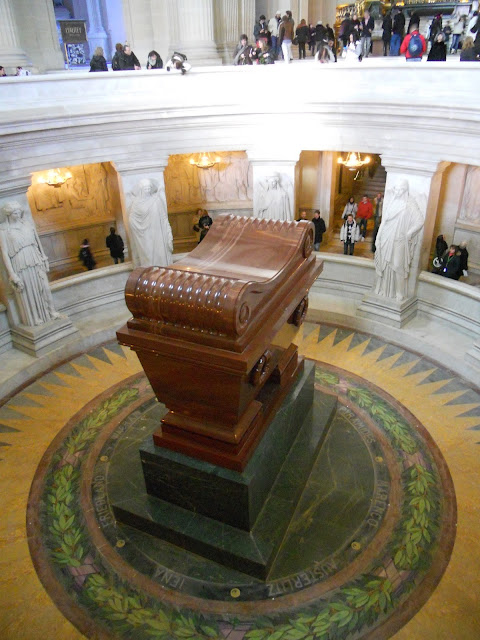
[85,0,109,59]
[0,0,31,73]
[358,156,450,328]
[312,151,336,236]
[166,0,222,66]
[114,159,171,267]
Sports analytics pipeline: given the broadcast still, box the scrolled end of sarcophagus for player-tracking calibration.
[123,214,321,352]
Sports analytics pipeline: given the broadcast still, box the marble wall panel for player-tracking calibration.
[164,151,252,212]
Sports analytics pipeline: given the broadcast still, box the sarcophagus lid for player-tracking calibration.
[124,214,319,353]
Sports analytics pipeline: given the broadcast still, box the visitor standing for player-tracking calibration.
[105,227,125,264]
[340,214,359,255]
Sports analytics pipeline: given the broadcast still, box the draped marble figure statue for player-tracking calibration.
[128,179,174,267]
[0,201,60,326]
[374,180,424,301]
[257,174,292,221]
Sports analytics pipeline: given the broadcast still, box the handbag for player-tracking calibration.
[293,36,298,45]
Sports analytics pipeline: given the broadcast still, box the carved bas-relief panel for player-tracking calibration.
[164,151,252,210]
[28,162,124,279]
[459,166,480,226]
[164,151,253,252]
[455,165,480,271]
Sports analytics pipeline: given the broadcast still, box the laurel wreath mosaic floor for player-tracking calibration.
[1,322,479,639]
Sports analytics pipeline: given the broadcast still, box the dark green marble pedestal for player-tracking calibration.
[112,363,336,579]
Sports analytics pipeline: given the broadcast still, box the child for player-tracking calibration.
[340,214,360,255]
[79,239,96,270]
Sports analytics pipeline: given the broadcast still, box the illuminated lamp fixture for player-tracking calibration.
[37,168,73,187]
[337,152,371,171]
[189,153,221,169]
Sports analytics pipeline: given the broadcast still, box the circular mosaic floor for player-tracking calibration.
[25,333,457,640]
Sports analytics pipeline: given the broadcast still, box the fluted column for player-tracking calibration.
[167,0,222,67]
[239,0,255,42]
[85,0,109,58]
[358,155,450,328]
[0,0,31,73]
[214,0,240,64]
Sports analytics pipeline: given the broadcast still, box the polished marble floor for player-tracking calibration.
[0,321,479,639]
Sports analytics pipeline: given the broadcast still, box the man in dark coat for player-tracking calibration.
[312,210,326,251]
[390,9,405,55]
[106,227,125,264]
[339,13,352,48]
[382,12,392,55]
[457,241,469,278]
[119,44,140,70]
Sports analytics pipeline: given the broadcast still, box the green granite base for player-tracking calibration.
[140,362,316,531]
[112,363,337,579]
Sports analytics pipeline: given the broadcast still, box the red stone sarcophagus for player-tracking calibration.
[117,214,322,471]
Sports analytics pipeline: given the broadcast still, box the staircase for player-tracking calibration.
[333,162,387,234]
[350,163,387,201]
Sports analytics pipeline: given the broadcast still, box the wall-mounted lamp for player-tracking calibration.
[189,153,221,169]
[337,152,371,171]
[37,168,73,187]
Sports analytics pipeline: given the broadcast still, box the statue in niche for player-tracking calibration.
[374,179,424,302]
[0,201,61,326]
[127,179,173,267]
[257,174,292,221]
[459,166,480,225]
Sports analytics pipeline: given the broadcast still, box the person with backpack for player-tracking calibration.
[400,26,426,61]
[79,239,96,271]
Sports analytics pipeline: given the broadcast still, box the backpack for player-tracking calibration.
[408,32,423,56]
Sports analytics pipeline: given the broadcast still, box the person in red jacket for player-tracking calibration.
[356,194,373,240]
[400,28,427,61]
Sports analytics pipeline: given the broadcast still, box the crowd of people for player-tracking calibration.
[234,12,338,65]
[339,194,383,255]
[2,9,478,76]
[232,8,480,66]
[338,8,480,62]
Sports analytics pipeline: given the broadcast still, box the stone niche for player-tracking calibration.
[434,163,480,273]
[28,162,124,279]
[164,151,253,251]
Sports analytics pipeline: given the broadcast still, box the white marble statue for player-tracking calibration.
[374,179,424,302]
[257,174,292,221]
[0,201,60,326]
[128,179,174,267]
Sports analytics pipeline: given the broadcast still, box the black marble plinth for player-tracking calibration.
[139,362,317,531]
[112,363,336,579]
